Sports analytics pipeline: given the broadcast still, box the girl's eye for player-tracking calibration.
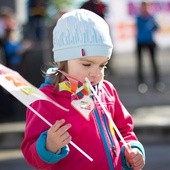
[82,63,107,69]
[82,64,91,67]
[100,65,107,69]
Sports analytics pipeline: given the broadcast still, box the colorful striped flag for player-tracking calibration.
[58,70,94,120]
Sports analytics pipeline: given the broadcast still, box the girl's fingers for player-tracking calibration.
[61,134,72,147]
[51,119,66,132]
[125,143,132,154]
[60,131,71,141]
[49,119,72,141]
[56,123,72,136]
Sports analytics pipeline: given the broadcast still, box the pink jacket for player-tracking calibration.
[21,80,145,170]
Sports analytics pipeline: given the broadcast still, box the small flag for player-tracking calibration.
[58,70,94,120]
[0,64,68,111]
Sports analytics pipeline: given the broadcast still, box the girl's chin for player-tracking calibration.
[91,82,98,86]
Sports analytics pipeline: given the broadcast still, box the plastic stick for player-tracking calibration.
[85,78,128,148]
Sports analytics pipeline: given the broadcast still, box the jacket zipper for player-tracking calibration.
[93,108,114,170]
[102,113,117,157]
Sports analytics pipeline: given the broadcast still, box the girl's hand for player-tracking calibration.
[125,144,145,170]
[46,119,72,153]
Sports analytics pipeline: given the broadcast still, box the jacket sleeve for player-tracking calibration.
[21,100,69,169]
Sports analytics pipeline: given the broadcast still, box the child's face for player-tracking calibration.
[67,56,108,85]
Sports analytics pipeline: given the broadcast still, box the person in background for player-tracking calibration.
[0,10,6,65]
[0,6,32,122]
[0,11,6,47]
[0,6,15,65]
[27,0,49,41]
[80,0,107,19]
[0,6,32,74]
[135,1,165,93]
[21,9,145,170]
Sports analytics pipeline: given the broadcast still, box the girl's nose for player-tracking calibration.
[89,68,101,77]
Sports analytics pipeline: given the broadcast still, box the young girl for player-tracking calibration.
[21,9,145,170]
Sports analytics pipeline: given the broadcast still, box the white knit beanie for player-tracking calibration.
[53,9,113,62]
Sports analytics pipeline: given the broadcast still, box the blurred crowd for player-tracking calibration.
[0,6,32,74]
[0,6,31,122]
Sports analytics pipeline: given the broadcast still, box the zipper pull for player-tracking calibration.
[112,146,117,157]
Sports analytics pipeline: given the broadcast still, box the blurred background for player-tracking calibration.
[0,0,170,169]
